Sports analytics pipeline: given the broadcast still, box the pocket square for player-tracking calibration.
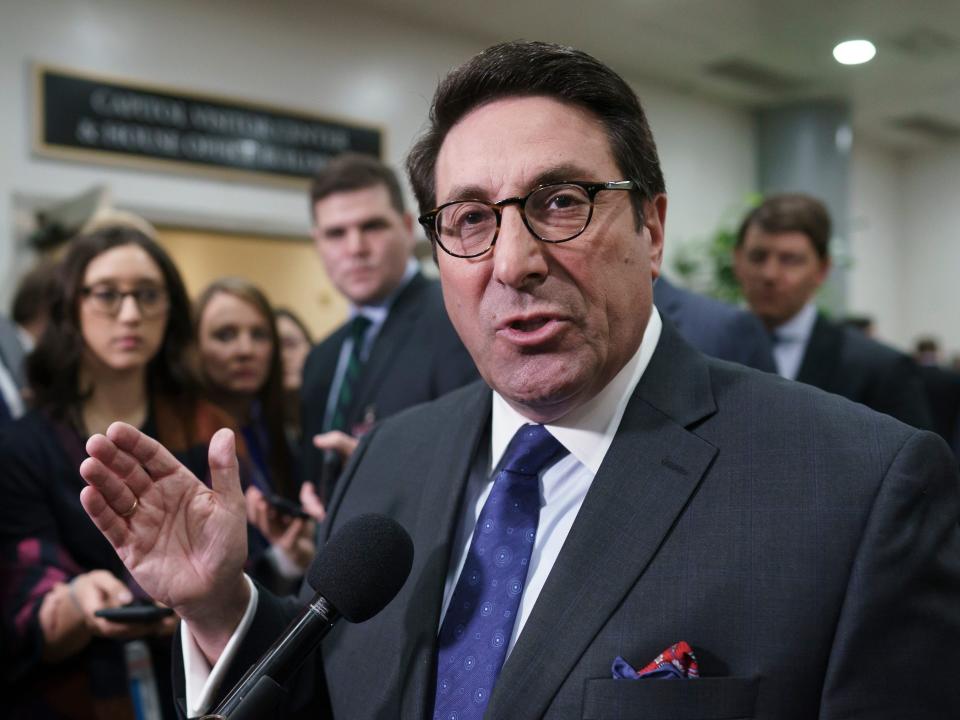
[612,641,699,680]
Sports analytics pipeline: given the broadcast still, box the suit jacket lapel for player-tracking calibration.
[352,274,427,422]
[305,323,348,426]
[487,324,719,719]
[796,314,840,390]
[401,381,492,718]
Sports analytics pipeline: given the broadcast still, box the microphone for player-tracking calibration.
[203,513,414,720]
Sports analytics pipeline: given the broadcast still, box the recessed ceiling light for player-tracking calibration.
[833,39,877,65]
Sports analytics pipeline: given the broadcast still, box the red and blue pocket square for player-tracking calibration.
[612,641,699,680]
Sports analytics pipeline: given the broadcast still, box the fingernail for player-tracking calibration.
[118,591,133,604]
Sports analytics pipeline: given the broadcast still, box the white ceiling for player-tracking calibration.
[353,0,960,150]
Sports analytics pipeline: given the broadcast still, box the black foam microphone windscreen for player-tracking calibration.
[308,513,414,622]
[207,513,414,719]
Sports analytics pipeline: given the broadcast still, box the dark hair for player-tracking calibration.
[406,41,665,227]
[12,259,60,327]
[736,194,832,261]
[27,226,195,417]
[309,153,405,220]
[274,307,313,345]
[194,278,293,498]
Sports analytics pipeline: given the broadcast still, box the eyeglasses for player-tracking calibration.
[81,284,169,318]
[418,180,637,259]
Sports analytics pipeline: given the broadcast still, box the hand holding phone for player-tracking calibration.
[267,493,312,520]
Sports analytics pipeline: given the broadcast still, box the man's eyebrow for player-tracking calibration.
[439,163,596,205]
[321,224,346,236]
[529,164,594,188]
[440,183,490,205]
[319,211,389,233]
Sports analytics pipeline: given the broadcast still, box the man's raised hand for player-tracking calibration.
[79,423,250,661]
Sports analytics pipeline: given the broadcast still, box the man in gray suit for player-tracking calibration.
[80,42,959,719]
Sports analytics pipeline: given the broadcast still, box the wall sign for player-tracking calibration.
[34,65,383,185]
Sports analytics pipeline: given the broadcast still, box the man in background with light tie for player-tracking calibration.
[80,41,959,719]
[733,192,933,430]
[298,153,477,514]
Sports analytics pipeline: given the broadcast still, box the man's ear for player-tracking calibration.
[402,212,417,251]
[816,256,832,286]
[311,226,330,261]
[732,243,746,284]
[645,194,667,279]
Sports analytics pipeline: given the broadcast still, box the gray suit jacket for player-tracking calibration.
[654,277,775,372]
[190,323,960,719]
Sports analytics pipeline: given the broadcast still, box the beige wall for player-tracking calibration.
[155,227,347,340]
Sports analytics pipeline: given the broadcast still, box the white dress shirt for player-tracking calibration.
[184,308,663,716]
[0,359,24,419]
[771,302,818,381]
[0,324,30,419]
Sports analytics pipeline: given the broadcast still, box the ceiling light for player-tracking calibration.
[833,39,877,65]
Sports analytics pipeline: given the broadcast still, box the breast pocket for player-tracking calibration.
[581,676,759,720]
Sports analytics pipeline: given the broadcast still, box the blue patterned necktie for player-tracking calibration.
[433,424,567,720]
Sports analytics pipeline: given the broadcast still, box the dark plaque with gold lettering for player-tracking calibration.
[35,66,383,184]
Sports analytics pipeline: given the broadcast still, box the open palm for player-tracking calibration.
[79,423,248,623]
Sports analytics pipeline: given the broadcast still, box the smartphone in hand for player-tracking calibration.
[94,602,174,623]
[267,493,312,520]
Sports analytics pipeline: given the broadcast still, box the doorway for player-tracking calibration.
[155,226,347,341]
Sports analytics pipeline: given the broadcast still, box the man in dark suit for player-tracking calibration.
[912,338,960,459]
[653,276,775,371]
[298,154,477,507]
[79,42,959,719]
[733,193,933,430]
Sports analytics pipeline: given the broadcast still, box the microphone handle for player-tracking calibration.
[205,594,340,719]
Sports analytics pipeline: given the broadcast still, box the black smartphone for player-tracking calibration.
[267,493,312,520]
[94,603,174,623]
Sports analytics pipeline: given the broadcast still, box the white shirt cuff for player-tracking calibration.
[181,575,259,718]
[266,544,307,580]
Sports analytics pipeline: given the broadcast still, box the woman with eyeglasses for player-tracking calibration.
[0,226,235,720]
[194,279,314,595]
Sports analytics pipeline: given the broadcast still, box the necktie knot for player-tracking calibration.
[500,424,565,476]
[351,314,372,344]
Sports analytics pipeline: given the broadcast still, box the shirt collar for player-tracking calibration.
[491,307,663,475]
[773,301,818,344]
[16,325,35,353]
[350,257,420,326]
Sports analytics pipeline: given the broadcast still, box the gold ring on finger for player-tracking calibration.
[119,497,139,518]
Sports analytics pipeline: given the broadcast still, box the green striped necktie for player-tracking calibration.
[330,314,372,432]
